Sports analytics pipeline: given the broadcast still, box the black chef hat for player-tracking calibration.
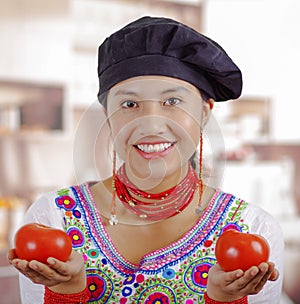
[97,16,242,102]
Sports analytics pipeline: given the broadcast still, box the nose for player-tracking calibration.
[138,101,168,136]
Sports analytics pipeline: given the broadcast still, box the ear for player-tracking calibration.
[201,98,214,128]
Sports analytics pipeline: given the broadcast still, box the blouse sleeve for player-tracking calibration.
[242,203,285,304]
[18,191,65,304]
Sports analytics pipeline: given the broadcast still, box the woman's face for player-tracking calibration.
[106,76,212,183]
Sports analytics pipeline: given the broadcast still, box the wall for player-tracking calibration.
[205,0,300,142]
[250,144,300,213]
[0,0,71,83]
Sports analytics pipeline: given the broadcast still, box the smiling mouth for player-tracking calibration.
[135,142,173,153]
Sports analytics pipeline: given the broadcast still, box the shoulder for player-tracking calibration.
[219,190,285,271]
[217,189,283,239]
[218,189,280,226]
[220,190,284,248]
[240,200,283,236]
[23,184,84,229]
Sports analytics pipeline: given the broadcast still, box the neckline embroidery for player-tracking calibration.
[72,183,235,273]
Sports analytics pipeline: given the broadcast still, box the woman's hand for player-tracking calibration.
[206,262,279,302]
[8,249,86,294]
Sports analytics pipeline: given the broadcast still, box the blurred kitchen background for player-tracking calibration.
[0,0,299,303]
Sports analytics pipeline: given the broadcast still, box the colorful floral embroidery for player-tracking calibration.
[55,195,76,210]
[144,291,172,303]
[162,268,176,279]
[87,273,106,301]
[124,274,136,285]
[183,257,216,294]
[68,227,85,247]
[54,184,249,303]
[192,262,211,288]
[221,222,243,233]
[73,209,82,218]
[137,284,177,303]
[87,249,100,259]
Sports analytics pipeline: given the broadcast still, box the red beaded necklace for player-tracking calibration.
[113,163,199,221]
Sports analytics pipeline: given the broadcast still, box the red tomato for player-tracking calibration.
[14,223,72,264]
[215,229,270,271]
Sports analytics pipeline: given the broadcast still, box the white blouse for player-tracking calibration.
[18,186,284,304]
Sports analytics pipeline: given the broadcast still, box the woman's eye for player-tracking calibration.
[121,100,138,108]
[163,97,181,106]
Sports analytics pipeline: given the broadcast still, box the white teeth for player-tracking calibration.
[137,143,172,153]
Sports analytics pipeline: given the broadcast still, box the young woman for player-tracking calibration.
[8,16,284,303]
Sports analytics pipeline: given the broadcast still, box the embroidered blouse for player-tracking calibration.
[19,183,284,304]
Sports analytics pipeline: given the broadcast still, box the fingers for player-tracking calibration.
[46,258,69,275]
[27,260,71,285]
[209,265,245,291]
[251,264,272,292]
[221,266,259,293]
[250,262,278,292]
[7,249,17,261]
[9,250,84,282]
[229,262,275,295]
[11,259,38,281]
[264,262,279,281]
[207,262,280,301]
[9,256,71,286]
[224,269,244,284]
[269,269,279,281]
[210,264,243,281]
[244,263,269,293]
[47,251,85,276]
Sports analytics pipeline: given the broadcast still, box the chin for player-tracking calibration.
[130,154,187,180]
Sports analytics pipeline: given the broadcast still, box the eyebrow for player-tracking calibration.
[112,89,139,97]
[112,86,192,97]
[161,86,192,95]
